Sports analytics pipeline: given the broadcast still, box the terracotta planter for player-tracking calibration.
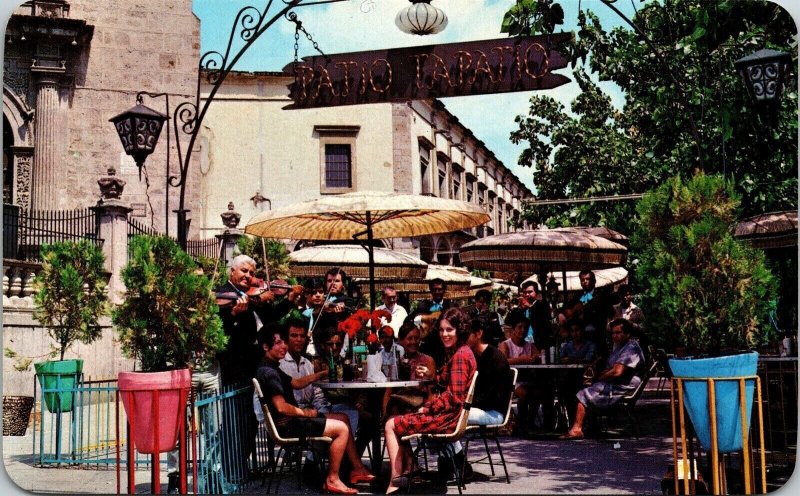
[34,359,84,413]
[118,369,191,454]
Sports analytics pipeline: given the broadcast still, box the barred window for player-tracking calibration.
[420,144,431,195]
[325,144,352,188]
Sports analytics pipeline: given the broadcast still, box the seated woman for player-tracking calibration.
[560,319,596,363]
[383,322,437,417]
[560,318,646,440]
[255,325,375,495]
[383,308,477,494]
[467,314,513,426]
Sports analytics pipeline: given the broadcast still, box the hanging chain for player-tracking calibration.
[286,11,330,64]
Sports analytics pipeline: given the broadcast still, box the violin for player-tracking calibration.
[215,278,296,308]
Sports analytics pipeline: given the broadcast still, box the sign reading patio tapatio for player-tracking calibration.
[283,33,572,109]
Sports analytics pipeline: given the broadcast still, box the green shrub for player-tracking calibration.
[112,235,227,372]
[634,173,777,354]
[31,240,108,361]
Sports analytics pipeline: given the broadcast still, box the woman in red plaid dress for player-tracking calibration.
[384,307,477,493]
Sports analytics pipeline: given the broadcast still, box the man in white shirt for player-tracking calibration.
[376,286,408,337]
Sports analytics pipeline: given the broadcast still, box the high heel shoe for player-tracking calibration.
[323,482,358,495]
[349,472,377,484]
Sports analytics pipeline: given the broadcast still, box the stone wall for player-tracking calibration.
[2,313,135,397]
[4,0,201,237]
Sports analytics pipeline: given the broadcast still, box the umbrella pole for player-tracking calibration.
[562,270,568,306]
[366,212,376,311]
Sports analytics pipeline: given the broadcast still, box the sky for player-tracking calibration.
[192,0,636,193]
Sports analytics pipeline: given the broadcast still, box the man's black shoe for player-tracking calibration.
[167,473,180,495]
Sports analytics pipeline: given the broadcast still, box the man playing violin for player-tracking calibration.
[216,254,304,387]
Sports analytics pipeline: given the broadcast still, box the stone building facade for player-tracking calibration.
[3,0,201,233]
[2,0,201,395]
[197,71,533,264]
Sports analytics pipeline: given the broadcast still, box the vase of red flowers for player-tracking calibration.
[338,308,391,381]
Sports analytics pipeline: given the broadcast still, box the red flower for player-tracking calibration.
[366,332,378,344]
[370,309,392,330]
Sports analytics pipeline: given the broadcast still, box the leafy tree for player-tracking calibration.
[634,173,777,353]
[28,241,108,362]
[112,236,227,372]
[505,0,797,235]
[235,235,293,282]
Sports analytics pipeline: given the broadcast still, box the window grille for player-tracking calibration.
[324,144,352,188]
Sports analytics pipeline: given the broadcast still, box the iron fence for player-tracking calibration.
[3,204,102,262]
[186,238,223,261]
[32,374,270,494]
[127,217,222,263]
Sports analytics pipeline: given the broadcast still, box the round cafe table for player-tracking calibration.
[314,379,427,472]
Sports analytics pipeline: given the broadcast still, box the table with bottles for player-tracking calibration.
[314,376,428,472]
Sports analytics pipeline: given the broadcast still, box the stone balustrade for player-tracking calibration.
[2,259,40,309]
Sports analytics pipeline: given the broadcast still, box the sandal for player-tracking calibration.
[558,431,584,440]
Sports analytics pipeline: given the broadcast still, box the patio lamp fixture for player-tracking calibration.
[109,99,169,181]
[735,48,793,106]
[396,0,448,36]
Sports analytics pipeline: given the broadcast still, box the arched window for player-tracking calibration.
[3,116,14,205]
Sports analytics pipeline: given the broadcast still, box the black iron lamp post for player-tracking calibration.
[735,48,793,106]
[109,0,347,249]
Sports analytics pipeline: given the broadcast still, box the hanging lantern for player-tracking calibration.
[735,48,792,105]
[395,0,448,36]
[109,103,169,179]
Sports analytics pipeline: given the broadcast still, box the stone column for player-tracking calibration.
[91,168,131,304]
[216,202,242,269]
[30,71,64,210]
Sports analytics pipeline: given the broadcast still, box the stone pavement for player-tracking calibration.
[2,397,676,495]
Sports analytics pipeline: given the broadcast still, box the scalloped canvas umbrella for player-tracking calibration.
[245,191,489,309]
[288,244,428,280]
[525,266,629,298]
[353,264,491,300]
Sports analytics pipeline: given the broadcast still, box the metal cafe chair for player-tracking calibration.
[251,378,332,493]
[597,360,659,439]
[401,371,478,495]
[463,367,518,483]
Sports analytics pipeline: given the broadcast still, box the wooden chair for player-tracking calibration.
[463,367,518,483]
[401,371,478,495]
[251,378,332,493]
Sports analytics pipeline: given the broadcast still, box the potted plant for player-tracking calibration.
[635,173,777,453]
[112,235,227,454]
[29,240,108,413]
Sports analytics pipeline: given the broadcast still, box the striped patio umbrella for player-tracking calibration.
[353,264,491,301]
[573,226,630,248]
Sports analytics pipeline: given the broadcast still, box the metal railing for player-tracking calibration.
[3,204,102,262]
[127,218,222,262]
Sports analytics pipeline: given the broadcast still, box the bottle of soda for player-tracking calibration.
[328,354,337,382]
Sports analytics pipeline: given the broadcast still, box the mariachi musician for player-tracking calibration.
[215,254,304,387]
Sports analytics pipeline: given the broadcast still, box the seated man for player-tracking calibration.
[560,318,646,440]
[279,314,360,435]
[378,325,405,380]
[254,324,375,494]
[467,315,513,426]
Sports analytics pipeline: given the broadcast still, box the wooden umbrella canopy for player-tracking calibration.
[734,210,798,250]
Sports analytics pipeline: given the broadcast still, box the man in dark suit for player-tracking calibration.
[570,269,614,357]
[519,280,553,351]
[216,254,302,387]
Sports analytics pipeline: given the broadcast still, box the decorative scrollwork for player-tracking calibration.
[201,51,225,85]
[175,102,198,136]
